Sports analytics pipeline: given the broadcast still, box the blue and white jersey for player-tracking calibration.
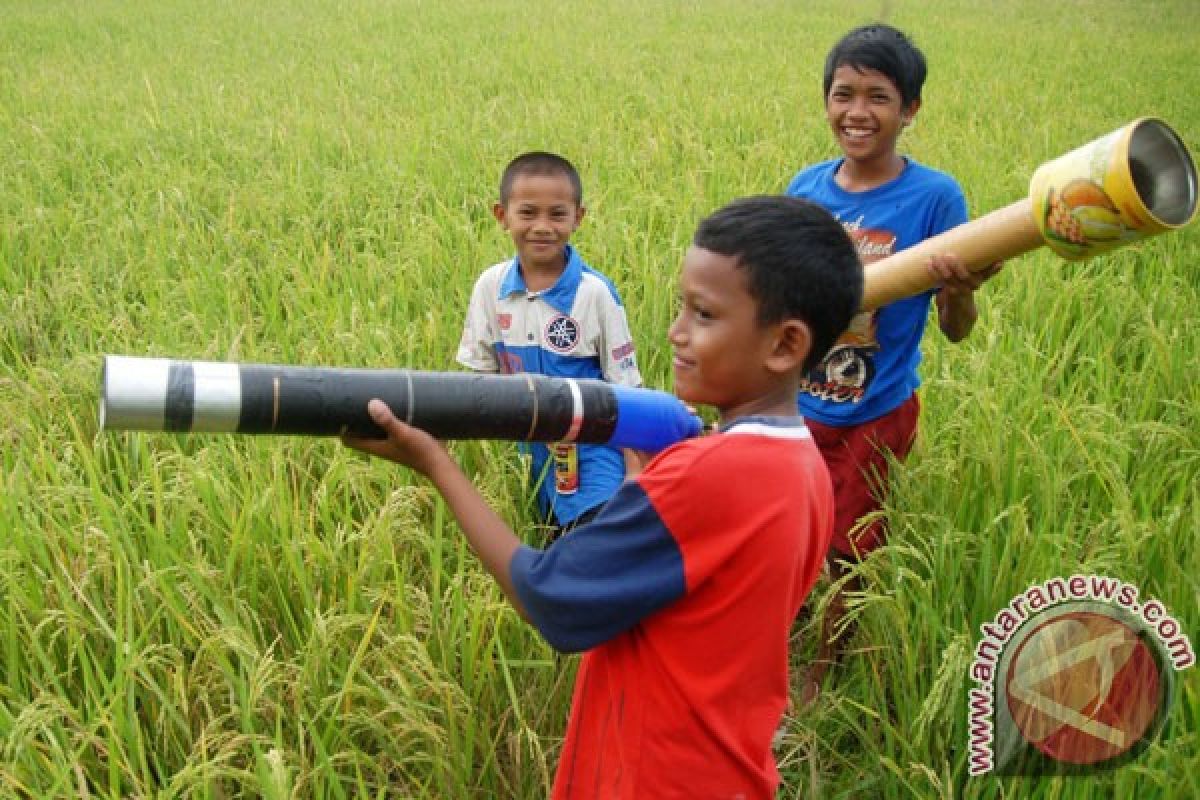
[456,245,642,523]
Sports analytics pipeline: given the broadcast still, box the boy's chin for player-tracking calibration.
[519,250,564,270]
[671,384,707,408]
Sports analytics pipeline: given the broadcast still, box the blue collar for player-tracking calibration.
[497,244,586,316]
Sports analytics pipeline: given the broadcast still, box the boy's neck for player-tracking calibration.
[519,251,569,292]
[835,152,907,192]
[715,383,802,428]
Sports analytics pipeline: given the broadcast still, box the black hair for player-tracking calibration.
[692,195,862,373]
[822,24,927,109]
[498,151,583,206]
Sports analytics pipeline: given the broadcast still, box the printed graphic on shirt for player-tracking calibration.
[800,311,879,402]
[800,220,893,403]
[611,341,634,362]
[611,340,637,374]
[544,313,581,353]
[841,215,897,261]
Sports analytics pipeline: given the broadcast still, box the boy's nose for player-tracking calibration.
[847,96,870,117]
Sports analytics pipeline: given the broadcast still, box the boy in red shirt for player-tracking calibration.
[345,196,862,798]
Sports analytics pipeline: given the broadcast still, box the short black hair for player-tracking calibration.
[823,24,927,109]
[499,151,583,206]
[692,196,862,373]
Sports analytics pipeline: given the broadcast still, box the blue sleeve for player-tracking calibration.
[933,178,969,235]
[509,480,687,653]
[784,170,806,196]
[927,180,970,299]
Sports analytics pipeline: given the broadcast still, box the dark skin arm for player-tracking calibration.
[927,253,1004,342]
[343,399,531,620]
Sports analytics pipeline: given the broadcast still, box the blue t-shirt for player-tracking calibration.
[786,157,968,426]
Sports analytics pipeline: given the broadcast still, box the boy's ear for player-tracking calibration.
[492,202,507,226]
[902,98,922,126]
[765,319,813,374]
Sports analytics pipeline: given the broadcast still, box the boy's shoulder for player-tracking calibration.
[566,248,624,307]
[900,158,965,193]
[786,157,842,192]
[627,420,830,555]
[578,266,624,306]
[475,258,514,285]
[642,418,821,495]
[469,258,523,302]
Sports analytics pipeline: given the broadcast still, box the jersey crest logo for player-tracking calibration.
[544,314,580,353]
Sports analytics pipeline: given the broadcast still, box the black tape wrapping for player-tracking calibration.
[163,363,195,431]
[235,366,619,442]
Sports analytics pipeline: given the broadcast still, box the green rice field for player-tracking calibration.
[1,0,1197,796]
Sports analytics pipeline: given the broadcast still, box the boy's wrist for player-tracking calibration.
[423,447,462,484]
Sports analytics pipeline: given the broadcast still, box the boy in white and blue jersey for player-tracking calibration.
[457,152,642,538]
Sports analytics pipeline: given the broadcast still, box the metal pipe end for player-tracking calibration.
[1129,118,1198,228]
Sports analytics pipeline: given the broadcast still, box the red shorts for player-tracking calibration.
[806,393,920,560]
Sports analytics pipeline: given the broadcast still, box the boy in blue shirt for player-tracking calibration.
[457,152,642,539]
[785,24,1002,702]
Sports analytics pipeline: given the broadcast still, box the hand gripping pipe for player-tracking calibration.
[861,117,1197,310]
[100,356,704,453]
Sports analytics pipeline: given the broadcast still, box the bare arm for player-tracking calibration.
[343,399,530,619]
[928,253,1004,343]
[622,448,653,478]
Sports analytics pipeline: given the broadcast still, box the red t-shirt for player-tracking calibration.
[511,417,834,798]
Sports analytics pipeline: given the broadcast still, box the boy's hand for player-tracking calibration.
[342,398,449,476]
[929,254,1003,343]
[926,253,1003,299]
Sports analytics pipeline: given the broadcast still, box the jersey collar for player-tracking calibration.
[720,415,812,440]
[497,244,585,316]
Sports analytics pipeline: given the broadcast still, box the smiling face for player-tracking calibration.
[825,64,917,173]
[493,172,584,275]
[668,246,807,422]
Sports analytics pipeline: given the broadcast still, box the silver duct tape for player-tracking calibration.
[101,356,171,431]
[190,360,242,432]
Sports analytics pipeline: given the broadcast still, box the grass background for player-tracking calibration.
[1,0,1197,796]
